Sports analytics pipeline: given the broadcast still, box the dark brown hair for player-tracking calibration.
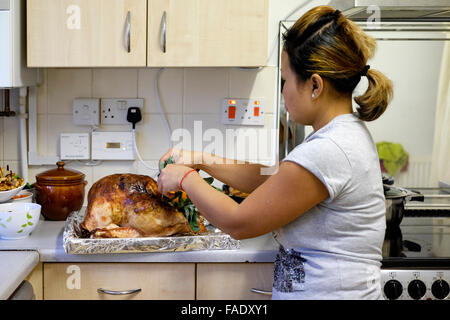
[283,6,393,121]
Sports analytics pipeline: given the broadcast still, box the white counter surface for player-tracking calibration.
[0,251,39,300]
[0,218,279,263]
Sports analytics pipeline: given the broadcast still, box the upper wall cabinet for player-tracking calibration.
[27,0,147,67]
[148,0,269,67]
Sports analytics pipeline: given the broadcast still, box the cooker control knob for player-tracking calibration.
[408,280,427,300]
[431,279,450,300]
[384,280,403,300]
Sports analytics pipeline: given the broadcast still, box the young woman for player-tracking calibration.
[157,6,393,299]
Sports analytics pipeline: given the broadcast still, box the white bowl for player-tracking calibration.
[0,183,26,203]
[0,203,41,240]
[8,190,33,203]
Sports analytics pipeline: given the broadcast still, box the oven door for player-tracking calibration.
[400,217,450,258]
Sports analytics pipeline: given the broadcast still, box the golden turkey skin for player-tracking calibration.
[81,174,205,238]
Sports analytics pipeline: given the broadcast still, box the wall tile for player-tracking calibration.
[183,113,276,164]
[37,115,48,156]
[135,160,160,178]
[48,69,93,114]
[134,113,183,160]
[92,161,139,182]
[138,68,183,114]
[26,66,279,186]
[37,69,48,114]
[229,66,277,113]
[233,114,276,164]
[184,68,229,114]
[28,165,54,184]
[93,69,138,98]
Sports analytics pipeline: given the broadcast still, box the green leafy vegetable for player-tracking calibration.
[23,183,34,190]
[159,157,220,233]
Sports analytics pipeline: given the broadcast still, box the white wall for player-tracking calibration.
[364,40,443,157]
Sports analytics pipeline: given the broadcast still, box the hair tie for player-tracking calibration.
[361,65,370,77]
[334,10,341,20]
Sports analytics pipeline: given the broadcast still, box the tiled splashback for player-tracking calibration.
[1,67,278,199]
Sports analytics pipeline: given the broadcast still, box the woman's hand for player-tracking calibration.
[159,148,202,169]
[157,164,196,197]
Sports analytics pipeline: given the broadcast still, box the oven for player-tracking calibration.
[381,187,450,300]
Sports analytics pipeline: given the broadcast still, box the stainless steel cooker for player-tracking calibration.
[381,180,450,300]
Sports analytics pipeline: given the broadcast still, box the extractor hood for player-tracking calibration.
[329,0,450,22]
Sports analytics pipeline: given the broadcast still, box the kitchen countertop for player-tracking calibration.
[0,218,279,263]
[0,251,39,300]
[0,216,277,300]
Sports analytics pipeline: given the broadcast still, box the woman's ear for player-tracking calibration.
[310,74,323,99]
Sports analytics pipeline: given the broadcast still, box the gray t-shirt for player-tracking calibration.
[272,113,386,300]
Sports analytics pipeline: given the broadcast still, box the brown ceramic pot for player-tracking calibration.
[35,161,87,221]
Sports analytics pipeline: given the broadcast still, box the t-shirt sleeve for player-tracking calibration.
[282,138,352,202]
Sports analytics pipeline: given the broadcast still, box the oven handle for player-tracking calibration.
[402,240,421,252]
[408,190,425,202]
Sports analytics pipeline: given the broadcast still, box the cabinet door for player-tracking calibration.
[43,263,196,300]
[27,0,147,67]
[148,0,268,67]
[197,263,274,300]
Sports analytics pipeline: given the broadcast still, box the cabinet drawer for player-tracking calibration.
[197,263,274,300]
[43,263,195,300]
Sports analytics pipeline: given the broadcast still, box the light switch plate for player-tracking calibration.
[60,133,90,160]
[221,98,265,126]
[91,131,135,160]
[73,99,100,126]
[101,99,144,125]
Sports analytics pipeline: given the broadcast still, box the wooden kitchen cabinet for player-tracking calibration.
[147,0,269,67]
[43,263,196,300]
[27,0,147,67]
[197,263,274,300]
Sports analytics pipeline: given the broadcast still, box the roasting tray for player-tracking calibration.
[63,209,240,254]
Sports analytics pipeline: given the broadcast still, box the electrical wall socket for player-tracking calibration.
[221,98,265,126]
[101,99,144,125]
[73,99,100,126]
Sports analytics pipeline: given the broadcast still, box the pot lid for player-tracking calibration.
[36,161,85,184]
[384,186,409,199]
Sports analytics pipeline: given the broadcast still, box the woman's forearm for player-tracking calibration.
[194,152,271,194]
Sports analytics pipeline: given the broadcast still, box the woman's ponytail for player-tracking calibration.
[283,5,394,122]
[354,69,393,122]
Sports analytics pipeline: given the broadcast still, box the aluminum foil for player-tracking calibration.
[63,209,240,254]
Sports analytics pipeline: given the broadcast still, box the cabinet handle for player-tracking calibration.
[250,288,272,296]
[160,11,167,53]
[97,288,141,296]
[125,11,131,53]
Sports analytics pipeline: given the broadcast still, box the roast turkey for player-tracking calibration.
[81,174,206,238]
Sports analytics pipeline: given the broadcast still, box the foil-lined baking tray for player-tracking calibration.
[63,209,240,254]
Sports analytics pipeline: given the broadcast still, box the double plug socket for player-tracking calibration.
[73,98,144,126]
[101,99,144,125]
